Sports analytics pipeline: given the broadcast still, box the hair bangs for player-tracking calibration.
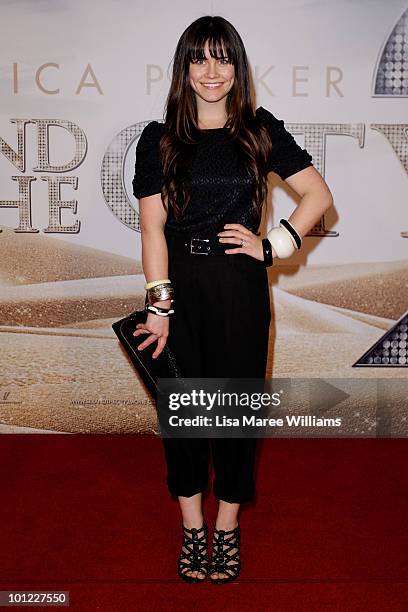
[187,32,235,65]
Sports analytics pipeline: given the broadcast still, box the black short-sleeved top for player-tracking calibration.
[132,106,313,239]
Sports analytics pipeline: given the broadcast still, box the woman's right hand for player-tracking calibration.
[132,309,170,359]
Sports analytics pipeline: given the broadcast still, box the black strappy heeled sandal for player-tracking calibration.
[209,524,241,584]
[177,523,209,583]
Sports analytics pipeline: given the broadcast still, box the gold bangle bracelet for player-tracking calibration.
[144,278,171,290]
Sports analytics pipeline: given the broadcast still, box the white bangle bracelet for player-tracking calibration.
[146,305,175,316]
[266,227,296,258]
[279,222,299,249]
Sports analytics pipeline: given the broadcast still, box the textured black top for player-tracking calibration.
[132,106,313,239]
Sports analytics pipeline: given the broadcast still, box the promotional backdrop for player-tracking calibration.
[0,0,407,433]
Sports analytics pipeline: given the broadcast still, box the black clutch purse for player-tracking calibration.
[112,292,183,399]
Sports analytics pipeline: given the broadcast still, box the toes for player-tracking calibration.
[181,567,207,581]
[184,570,195,579]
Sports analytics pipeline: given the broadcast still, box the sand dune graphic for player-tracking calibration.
[1,278,406,434]
[279,261,408,321]
[0,275,147,326]
[271,287,390,335]
[0,228,406,433]
[0,225,141,286]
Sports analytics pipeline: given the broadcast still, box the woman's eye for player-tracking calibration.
[192,58,230,65]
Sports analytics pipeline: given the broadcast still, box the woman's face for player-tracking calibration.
[189,40,235,104]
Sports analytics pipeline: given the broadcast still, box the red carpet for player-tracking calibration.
[1,435,407,610]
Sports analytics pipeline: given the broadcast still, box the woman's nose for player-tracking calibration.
[205,61,218,78]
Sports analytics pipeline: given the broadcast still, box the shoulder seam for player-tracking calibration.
[136,120,165,150]
[142,120,165,131]
[256,106,282,125]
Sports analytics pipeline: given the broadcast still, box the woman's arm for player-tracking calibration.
[284,165,334,238]
[133,193,170,359]
[218,165,333,260]
[139,193,169,294]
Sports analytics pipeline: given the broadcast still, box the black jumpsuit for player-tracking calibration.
[133,106,313,504]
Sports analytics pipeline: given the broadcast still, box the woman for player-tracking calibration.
[132,15,333,584]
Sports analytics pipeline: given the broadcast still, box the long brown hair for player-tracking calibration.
[159,15,272,223]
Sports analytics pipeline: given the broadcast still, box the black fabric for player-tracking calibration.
[131,108,292,503]
[132,106,313,239]
[161,248,271,503]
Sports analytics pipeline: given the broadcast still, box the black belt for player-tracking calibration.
[167,233,244,256]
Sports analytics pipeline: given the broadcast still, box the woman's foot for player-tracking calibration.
[209,522,241,583]
[178,522,209,583]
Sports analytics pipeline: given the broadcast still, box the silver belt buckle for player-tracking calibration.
[190,237,210,255]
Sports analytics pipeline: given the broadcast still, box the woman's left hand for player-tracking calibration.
[217,223,276,261]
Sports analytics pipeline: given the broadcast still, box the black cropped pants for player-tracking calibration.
[161,239,271,504]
